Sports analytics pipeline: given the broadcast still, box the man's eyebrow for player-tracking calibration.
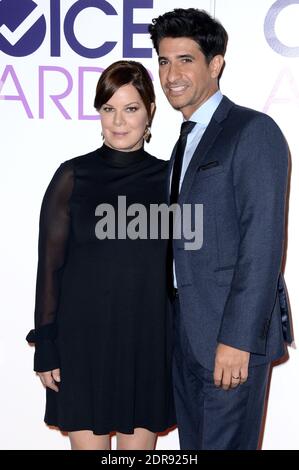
[177,54,195,59]
[158,54,195,61]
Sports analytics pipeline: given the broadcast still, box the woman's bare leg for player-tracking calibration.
[69,430,110,450]
[116,428,157,450]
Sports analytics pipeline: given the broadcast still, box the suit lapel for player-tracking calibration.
[167,142,178,204]
[177,96,234,205]
[178,119,222,204]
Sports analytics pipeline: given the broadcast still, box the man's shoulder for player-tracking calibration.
[222,96,282,134]
[230,101,269,122]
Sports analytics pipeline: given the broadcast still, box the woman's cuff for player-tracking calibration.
[26,323,58,342]
[26,324,60,372]
[33,339,60,372]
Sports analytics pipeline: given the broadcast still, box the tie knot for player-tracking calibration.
[180,121,196,136]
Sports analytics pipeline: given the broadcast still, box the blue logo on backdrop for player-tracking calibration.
[0,0,46,56]
[264,0,299,57]
[64,0,117,58]
[0,0,153,58]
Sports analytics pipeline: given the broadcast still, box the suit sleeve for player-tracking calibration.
[26,161,74,372]
[217,115,289,354]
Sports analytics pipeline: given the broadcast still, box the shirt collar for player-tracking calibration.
[188,90,223,126]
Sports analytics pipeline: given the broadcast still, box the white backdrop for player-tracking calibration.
[0,0,298,450]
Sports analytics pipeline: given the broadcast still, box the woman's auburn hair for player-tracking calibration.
[94,60,155,124]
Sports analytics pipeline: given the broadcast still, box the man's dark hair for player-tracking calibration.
[149,8,228,63]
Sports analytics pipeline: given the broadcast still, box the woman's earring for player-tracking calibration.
[144,126,152,143]
[101,132,104,141]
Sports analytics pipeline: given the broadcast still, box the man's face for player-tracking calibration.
[158,37,223,119]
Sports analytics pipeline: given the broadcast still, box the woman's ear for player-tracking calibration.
[150,102,156,122]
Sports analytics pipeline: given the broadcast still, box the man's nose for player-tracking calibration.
[166,63,181,83]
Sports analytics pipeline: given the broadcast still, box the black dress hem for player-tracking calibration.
[44,420,177,436]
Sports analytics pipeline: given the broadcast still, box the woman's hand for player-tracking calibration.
[38,368,61,392]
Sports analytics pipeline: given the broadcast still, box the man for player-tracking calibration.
[149,8,292,450]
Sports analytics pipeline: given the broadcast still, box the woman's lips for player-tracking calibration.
[112,132,129,137]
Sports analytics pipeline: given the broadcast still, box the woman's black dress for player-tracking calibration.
[26,144,176,435]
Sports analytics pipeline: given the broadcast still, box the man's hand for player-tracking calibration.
[214,344,250,390]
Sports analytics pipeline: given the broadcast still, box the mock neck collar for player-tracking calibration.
[97,144,147,167]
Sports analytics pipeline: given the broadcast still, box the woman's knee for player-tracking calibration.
[117,428,156,450]
[69,430,110,450]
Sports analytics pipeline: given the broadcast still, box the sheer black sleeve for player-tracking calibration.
[26,161,74,372]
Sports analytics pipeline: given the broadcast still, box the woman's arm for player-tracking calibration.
[26,160,74,376]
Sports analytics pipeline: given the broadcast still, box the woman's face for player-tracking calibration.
[99,84,152,152]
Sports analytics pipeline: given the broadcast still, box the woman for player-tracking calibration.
[26,60,175,450]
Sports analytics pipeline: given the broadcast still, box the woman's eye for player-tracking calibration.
[182,58,192,63]
[102,107,113,112]
[159,60,168,66]
[126,107,138,112]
